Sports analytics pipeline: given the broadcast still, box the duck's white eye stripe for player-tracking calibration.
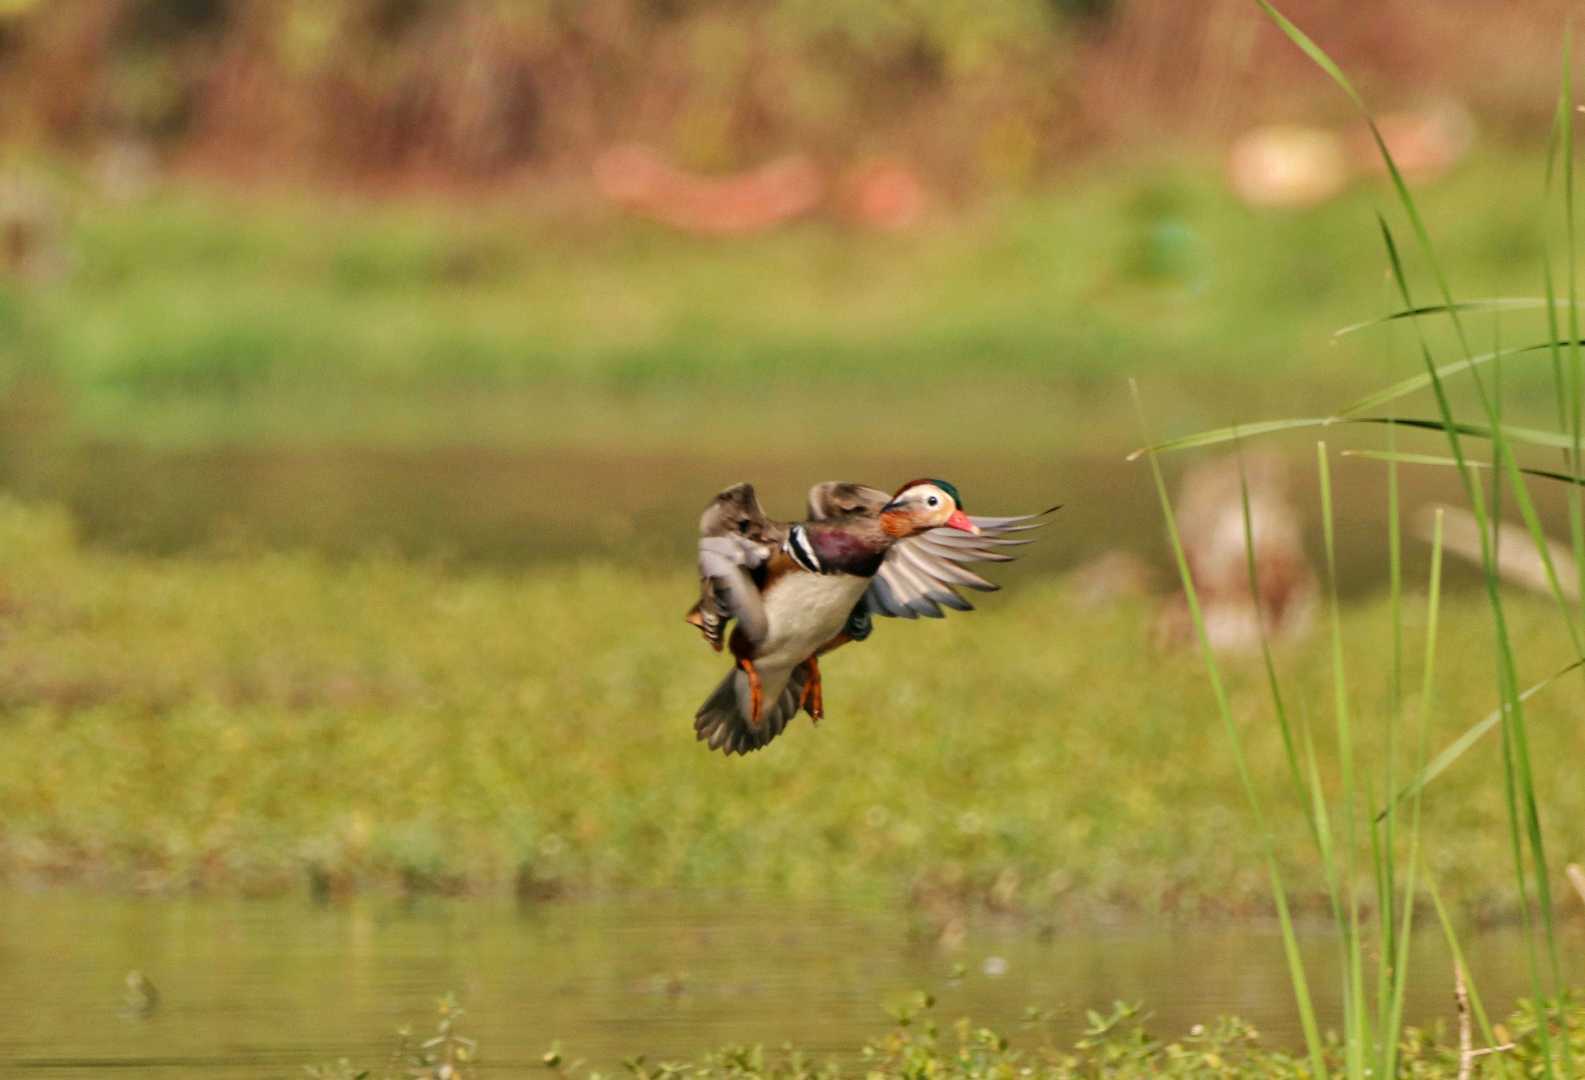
[787,525,822,573]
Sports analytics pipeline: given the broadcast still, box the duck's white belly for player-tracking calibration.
[756,571,870,674]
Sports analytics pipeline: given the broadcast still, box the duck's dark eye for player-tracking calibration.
[927,495,939,507]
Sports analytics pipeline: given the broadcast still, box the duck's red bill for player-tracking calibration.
[945,510,980,535]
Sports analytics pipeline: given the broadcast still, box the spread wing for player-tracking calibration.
[806,481,890,520]
[865,507,1058,620]
[696,535,771,647]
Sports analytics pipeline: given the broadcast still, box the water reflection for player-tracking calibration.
[1,892,1578,1076]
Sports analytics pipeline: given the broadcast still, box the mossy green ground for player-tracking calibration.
[2,498,1580,917]
[2,152,1584,919]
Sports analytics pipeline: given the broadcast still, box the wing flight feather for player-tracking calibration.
[864,506,1058,621]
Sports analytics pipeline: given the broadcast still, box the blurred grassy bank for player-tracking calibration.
[1,498,1581,918]
[0,148,1565,458]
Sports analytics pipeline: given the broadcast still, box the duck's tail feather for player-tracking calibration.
[693,664,811,756]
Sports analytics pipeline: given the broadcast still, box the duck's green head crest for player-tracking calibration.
[893,477,964,512]
[927,478,963,512]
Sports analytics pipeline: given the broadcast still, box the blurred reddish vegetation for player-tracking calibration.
[0,0,1571,196]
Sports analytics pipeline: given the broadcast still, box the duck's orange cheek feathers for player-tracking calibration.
[879,510,913,538]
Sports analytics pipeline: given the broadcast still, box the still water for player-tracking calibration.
[0,432,1496,589]
[1,891,1578,1076]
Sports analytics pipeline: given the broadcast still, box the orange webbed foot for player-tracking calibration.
[795,656,824,722]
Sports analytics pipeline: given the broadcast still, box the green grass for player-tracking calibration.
[0,148,1568,455]
[1,497,1582,915]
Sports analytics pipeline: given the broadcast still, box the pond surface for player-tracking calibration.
[0,424,1508,594]
[2,891,1579,1076]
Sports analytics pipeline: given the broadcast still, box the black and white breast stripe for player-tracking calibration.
[786,524,823,573]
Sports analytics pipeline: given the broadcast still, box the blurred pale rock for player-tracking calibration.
[592,143,824,235]
[1226,125,1349,209]
[1154,454,1317,655]
[1228,102,1473,210]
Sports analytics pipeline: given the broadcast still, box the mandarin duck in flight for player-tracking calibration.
[688,478,1053,755]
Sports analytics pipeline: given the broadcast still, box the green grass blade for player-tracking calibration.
[1425,871,1510,1078]
[1494,663,1547,1071]
[1258,9,1571,1066]
[1369,775,1393,1067]
[1319,442,1370,1078]
[1382,509,1445,1077]
[1377,414,1403,1055]
[1564,30,1585,661]
[1338,339,1585,417]
[1125,418,1336,459]
[1376,657,1585,819]
[1333,298,1572,338]
[1131,380,1326,1076]
[1300,705,1344,924]
[1374,209,1565,1072]
[1239,442,1354,1062]
[1554,38,1583,1068]
[1133,413,1585,462]
[1342,449,1585,486]
[1393,417,1585,451]
[1235,443,1323,852]
[1541,86,1571,445]
[1254,1,1368,109]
